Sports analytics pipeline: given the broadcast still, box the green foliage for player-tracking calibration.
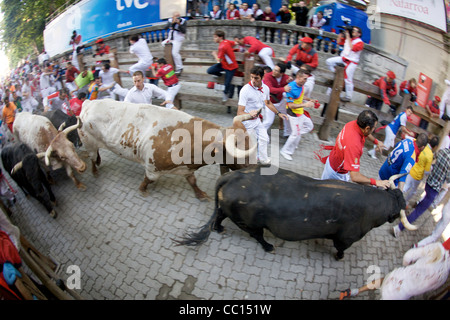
[0,0,68,67]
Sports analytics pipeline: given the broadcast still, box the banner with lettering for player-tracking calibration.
[44,0,185,57]
[377,0,447,32]
[408,72,432,126]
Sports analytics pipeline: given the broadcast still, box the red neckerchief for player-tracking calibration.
[413,139,421,159]
[443,237,450,251]
[248,81,263,93]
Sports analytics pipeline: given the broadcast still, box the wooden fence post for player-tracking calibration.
[244,56,255,84]
[164,43,175,70]
[110,48,122,87]
[398,92,411,113]
[318,66,345,141]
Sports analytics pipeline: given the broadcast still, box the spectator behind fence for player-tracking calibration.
[262,6,277,43]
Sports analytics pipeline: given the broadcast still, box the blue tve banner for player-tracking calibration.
[44,0,166,57]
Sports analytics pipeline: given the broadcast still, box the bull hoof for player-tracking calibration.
[196,192,211,202]
[77,183,87,191]
[334,252,344,260]
[139,189,149,197]
[215,225,225,234]
[263,245,275,253]
[50,210,58,219]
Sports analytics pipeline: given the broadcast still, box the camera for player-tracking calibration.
[337,21,353,32]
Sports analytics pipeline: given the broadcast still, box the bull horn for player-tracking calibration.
[225,132,257,159]
[388,173,408,189]
[45,145,53,166]
[400,209,418,231]
[36,152,46,159]
[58,123,66,132]
[232,108,263,124]
[62,117,82,136]
[11,162,23,175]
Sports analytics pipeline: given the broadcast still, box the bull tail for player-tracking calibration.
[174,174,231,246]
[173,208,218,246]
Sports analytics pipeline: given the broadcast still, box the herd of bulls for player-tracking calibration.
[2,99,414,259]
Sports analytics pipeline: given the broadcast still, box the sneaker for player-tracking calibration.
[392,225,401,238]
[340,97,351,102]
[259,159,271,166]
[222,93,228,102]
[368,149,377,159]
[280,151,293,161]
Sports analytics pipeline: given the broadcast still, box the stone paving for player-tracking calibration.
[4,81,448,301]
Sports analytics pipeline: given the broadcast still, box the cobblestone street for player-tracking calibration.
[5,82,447,301]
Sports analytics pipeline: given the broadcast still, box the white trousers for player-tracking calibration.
[21,97,39,113]
[402,174,422,203]
[244,119,270,162]
[167,83,181,101]
[129,60,152,75]
[417,199,450,247]
[383,125,397,150]
[65,81,78,93]
[321,157,350,182]
[262,100,287,131]
[258,47,275,70]
[281,114,313,155]
[326,56,357,99]
[172,40,184,71]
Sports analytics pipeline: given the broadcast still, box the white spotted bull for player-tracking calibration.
[13,112,86,190]
[77,99,257,199]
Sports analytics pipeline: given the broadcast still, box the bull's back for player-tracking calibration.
[14,113,57,152]
[218,167,393,241]
[79,100,195,162]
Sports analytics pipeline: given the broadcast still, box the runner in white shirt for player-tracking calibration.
[21,77,39,113]
[98,63,129,100]
[237,66,288,164]
[124,71,174,108]
[129,35,153,75]
[39,68,56,98]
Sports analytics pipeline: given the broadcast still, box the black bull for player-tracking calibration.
[176,166,407,259]
[1,143,57,218]
[42,109,82,148]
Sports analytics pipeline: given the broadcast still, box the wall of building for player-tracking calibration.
[370,13,449,99]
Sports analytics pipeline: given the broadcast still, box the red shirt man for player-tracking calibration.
[283,37,319,69]
[400,79,417,96]
[263,68,290,104]
[155,62,179,87]
[321,110,390,189]
[95,40,110,56]
[373,71,397,106]
[217,39,238,71]
[426,96,441,118]
[239,36,273,55]
[65,63,80,83]
[328,120,366,174]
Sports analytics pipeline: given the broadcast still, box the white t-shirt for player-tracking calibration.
[40,73,52,89]
[99,67,119,86]
[124,83,170,104]
[130,38,153,64]
[238,82,270,128]
[239,8,253,18]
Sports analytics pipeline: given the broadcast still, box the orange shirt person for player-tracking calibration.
[2,96,17,132]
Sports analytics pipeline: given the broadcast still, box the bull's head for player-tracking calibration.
[388,173,417,231]
[221,110,259,169]
[45,117,86,173]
